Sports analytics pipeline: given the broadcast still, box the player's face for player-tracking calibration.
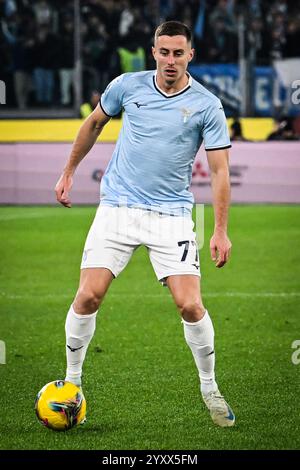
[152,35,194,89]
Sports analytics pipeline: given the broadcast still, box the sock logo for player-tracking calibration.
[67,345,84,352]
[206,350,215,356]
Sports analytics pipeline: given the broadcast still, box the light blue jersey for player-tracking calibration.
[100,70,231,215]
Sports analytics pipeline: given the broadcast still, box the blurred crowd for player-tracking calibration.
[0,0,300,109]
[230,116,300,141]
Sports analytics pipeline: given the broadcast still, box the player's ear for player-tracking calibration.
[152,46,157,61]
[188,48,195,62]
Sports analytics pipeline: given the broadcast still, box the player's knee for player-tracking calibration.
[74,288,104,313]
[179,301,205,322]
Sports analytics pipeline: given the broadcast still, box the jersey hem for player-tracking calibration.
[99,99,113,117]
[80,263,117,278]
[159,272,201,286]
[205,144,232,151]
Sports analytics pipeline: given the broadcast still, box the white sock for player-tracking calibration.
[182,310,218,395]
[65,304,97,387]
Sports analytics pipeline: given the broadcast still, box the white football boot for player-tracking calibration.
[202,389,235,427]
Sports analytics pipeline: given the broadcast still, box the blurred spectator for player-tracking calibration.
[267,0,288,21]
[12,31,34,109]
[268,28,286,61]
[247,0,263,18]
[158,0,173,21]
[209,0,237,34]
[32,25,59,105]
[116,29,146,74]
[272,12,286,37]
[267,116,300,141]
[82,15,110,96]
[117,44,146,73]
[2,0,17,17]
[119,0,134,37]
[205,16,238,63]
[284,19,300,58]
[247,16,268,64]
[58,17,74,106]
[33,0,53,26]
[0,18,13,104]
[80,90,100,118]
[2,11,35,108]
[230,117,247,141]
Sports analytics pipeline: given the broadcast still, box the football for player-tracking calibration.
[35,380,86,431]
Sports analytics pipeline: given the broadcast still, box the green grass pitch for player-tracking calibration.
[0,205,299,450]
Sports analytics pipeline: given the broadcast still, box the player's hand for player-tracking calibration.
[55,173,73,208]
[210,230,232,268]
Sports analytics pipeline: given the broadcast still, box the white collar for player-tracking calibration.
[154,72,192,97]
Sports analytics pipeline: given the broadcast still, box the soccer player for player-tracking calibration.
[55,21,235,427]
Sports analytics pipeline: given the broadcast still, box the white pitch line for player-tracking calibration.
[0,213,49,221]
[0,209,94,222]
[0,292,299,300]
[205,292,300,298]
[0,212,71,221]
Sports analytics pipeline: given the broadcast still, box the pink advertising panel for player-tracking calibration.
[0,142,299,204]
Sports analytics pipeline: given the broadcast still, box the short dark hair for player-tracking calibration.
[154,21,192,44]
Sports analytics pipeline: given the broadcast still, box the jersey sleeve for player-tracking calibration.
[202,100,231,151]
[100,74,125,117]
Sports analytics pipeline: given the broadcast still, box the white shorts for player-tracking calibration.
[81,205,200,283]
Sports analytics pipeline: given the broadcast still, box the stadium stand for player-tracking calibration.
[0,0,299,120]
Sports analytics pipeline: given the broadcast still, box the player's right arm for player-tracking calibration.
[55,105,110,208]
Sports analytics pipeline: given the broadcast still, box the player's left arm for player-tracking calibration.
[206,148,232,268]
